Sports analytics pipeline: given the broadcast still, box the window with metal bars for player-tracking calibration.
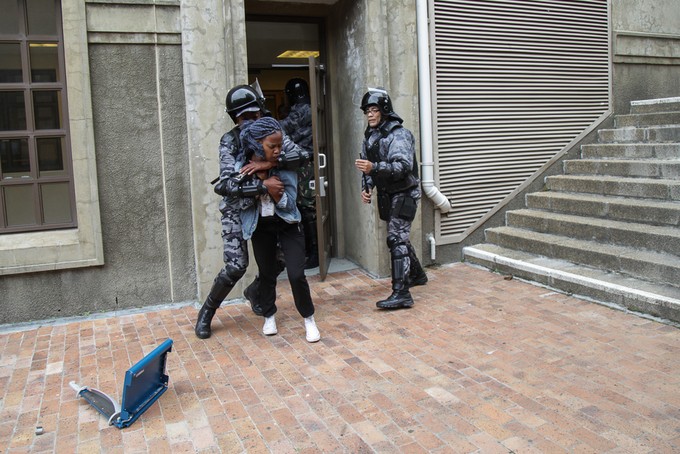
[0,0,75,233]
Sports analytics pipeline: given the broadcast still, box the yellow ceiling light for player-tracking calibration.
[276,50,319,59]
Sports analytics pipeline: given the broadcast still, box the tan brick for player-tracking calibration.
[0,265,678,452]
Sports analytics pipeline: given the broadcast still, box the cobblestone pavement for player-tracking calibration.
[1,263,678,453]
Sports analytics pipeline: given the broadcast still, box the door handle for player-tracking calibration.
[309,177,328,197]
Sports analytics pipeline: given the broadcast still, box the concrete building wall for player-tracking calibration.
[180,1,250,301]
[611,0,680,114]
[88,42,196,310]
[330,0,422,277]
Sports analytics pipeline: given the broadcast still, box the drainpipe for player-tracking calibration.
[416,0,452,213]
[427,234,437,261]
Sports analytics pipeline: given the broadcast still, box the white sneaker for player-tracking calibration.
[263,315,277,336]
[304,315,320,343]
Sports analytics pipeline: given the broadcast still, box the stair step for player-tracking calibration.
[598,125,680,143]
[564,159,680,179]
[615,111,680,128]
[463,243,680,324]
[526,192,680,227]
[545,175,680,201]
[484,226,680,287]
[506,209,680,255]
[470,97,680,324]
[581,143,680,159]
[630,97,680,114]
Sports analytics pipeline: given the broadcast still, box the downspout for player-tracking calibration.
[416,0,451,213]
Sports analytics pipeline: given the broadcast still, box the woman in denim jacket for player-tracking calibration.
[239,117,320,343]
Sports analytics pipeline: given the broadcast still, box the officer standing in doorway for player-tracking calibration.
[355,87,428,309]
[280,78,318,269]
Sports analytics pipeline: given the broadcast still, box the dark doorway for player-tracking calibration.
[246,20,320,119]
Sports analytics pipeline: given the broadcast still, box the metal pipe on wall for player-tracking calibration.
[416,0,451,213]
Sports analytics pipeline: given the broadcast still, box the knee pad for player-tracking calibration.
[386,234,399,250]
[386,234,407,258]
[217,264,246,287]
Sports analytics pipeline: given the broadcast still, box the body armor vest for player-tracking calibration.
[365,121,419,194]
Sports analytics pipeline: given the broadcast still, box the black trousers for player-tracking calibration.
[251,215,314,318]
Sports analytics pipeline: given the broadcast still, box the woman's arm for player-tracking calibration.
[274,169,298,213]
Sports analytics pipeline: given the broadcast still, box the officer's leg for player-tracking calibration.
[407,243,428,287]
[301,206,319,269]
[376,219,414,309]
[195,230,248,339]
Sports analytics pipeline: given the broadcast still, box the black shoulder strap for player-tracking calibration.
[228,126,245,162]
[380,120,402,138]
[230,127,241,151]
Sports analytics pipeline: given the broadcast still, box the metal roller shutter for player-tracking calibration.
[431,0,609,241]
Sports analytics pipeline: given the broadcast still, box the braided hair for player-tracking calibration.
[240,116,282,160]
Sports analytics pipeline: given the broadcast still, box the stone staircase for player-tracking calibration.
[463,97,680,324]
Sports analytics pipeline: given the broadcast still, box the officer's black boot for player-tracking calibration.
[195,304,217,339]
[195,274,234,339]
[407,247,428,288]
[376,257,414,309]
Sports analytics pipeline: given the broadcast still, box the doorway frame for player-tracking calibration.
[244,12,339,262]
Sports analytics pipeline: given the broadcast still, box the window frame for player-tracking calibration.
[0,0,77,233]
[0,0,104,275]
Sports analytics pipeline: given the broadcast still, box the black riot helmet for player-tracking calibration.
[226,85,263,123]
[360,87,403,124]
[360,87,394,116]
[284,78,311,105]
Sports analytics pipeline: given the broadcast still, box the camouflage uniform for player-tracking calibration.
[361,117,427,308]
[215,127,251,281]
[280,101,318,268]
[280,102,314,208]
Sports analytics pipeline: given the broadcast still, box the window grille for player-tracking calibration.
[431,0,609,241]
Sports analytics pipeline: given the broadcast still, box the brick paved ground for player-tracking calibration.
[1,263,679,453]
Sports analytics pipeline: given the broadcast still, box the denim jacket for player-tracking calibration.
[239,165,301,240]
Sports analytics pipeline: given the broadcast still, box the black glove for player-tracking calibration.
[278,148,311,170]
[213,179,229,196]
[239,179,268,198]
[214,172,267,198]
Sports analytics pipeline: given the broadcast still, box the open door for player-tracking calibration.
[308,56,332,280]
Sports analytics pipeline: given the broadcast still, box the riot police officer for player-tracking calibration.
[194,84,309,339]
[280,78,318,269]
[355,87,428,309]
